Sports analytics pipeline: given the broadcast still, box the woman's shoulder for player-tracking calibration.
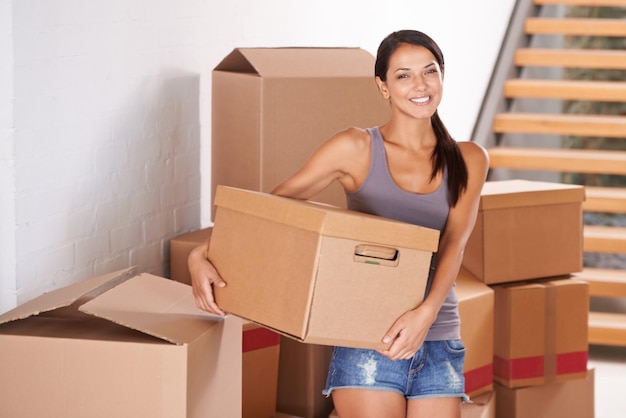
[457,140,489,166]
[325,126,372,152]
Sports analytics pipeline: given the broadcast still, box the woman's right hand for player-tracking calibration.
[188,241,227,316]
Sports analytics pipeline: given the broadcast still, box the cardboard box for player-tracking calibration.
[462,180,584,284]
[0,268,242,418]
[243,321,281,418]
[457,268,494,398]
[330,391,495,418]
[493,277,589,388]
[210,185,440,350]
[169,227,213,285]
[461,391,496,418]
[211,47,390,217]
[277,338,334,418]
[495,369,594,418]
[169,228,281,418]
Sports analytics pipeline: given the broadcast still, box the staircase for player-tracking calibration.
[476,0,626,345]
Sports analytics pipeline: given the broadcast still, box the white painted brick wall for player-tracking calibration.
[1,0,516,312]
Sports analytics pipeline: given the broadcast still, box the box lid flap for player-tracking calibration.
[0,267,136,326]
[214,47,375,78]
[79,273,222,345]
[214,185,439,251]
[479,180,585,210]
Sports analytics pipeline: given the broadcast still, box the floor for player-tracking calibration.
[588,344,626,418]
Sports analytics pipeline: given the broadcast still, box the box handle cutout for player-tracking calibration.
[354,244,399,267]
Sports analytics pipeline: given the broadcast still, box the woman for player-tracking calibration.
[189,29,489,418]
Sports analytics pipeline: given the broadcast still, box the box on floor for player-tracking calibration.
[0,268,242,418]
[210,185,440,350]
[493,277,589,388]
[495,369,594,418]
[463,180,584,284]
[457,268,494,398]
[276,337,334,418]
[211,47,390,218]
[168,227,281,418]
[328,391,495,418]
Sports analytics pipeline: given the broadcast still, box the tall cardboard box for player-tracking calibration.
[211,47,390,217]
[169,227,281,418]
[456,268,494,398]
[495,369,594,418]
[169,227,213,285]
[277,337,334,418]
[462,180,585,284]
[210,185,440,350]
[242,321,281,418]
[493,277,589,388]
[0,268,241,418]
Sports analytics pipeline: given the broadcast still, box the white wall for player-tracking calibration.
[0,0,516,313]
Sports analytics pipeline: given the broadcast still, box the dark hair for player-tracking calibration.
[375,30,468,206]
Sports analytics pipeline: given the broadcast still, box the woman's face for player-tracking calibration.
[377,43,443,120]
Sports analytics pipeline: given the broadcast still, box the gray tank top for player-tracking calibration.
[345,126,460,341]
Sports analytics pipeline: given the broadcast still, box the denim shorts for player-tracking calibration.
[322,340,468,401]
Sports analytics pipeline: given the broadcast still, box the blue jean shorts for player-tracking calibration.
[322,340,468,401]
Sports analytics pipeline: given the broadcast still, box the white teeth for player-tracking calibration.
[411,96,430,104]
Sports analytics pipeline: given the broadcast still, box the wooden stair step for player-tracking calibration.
[488,148,626,175]
[515,48,626,69]
[534,0,626,6]
[584,186,626,214]
[574,267,626,298]
[493,112,626,137]
[589,311,626,346]
[584,225,626,253]
[504,79,626,102]
[525,17,626,37]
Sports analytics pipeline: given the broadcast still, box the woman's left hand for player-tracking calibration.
[377,304,438,361]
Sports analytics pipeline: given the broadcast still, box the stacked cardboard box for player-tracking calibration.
[210,47,391,418]
[169,227,281,418]
[462,179,594,418]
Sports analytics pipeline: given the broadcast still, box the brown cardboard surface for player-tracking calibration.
[463,180,584,284]
[170,227,282,417]
[277,338,334,418]
[243,321,281,418]
[493,277,589,388]
[461,391,496,418]
[210,186,440,350]
[211,47,390,218]
[0,269,242,418]
[169,227,213,285]
[495,369,594,418]
[456,268,494,398]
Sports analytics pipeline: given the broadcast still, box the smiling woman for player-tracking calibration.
[189,29,489,418]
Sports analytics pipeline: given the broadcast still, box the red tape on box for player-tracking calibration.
[464,363,493,394]
[242,326,280,352]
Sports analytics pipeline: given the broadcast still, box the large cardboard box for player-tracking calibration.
[457,268,494,398]
[277,338,334,418]
[243,321,281,418]
[210,185,440,350]
[0,268,241,418]
[461,391,496,418]
[462,180,585,284]
[495,369,594,418]
[169,227,281,418]
[211,47,390,217]
[169,227,213,285]
[493,277,589,388]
